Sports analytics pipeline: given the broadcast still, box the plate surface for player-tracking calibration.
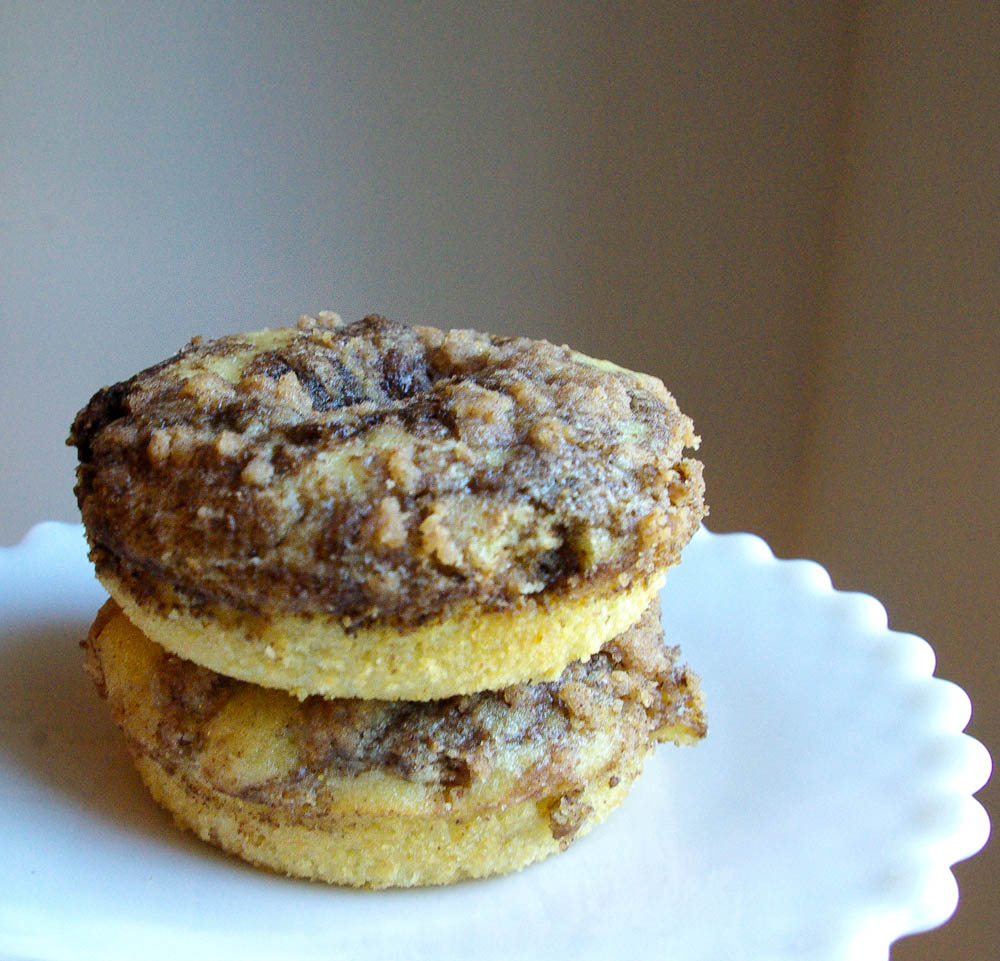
[0,523,990,961]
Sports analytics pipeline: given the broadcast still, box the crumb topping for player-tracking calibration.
[69,314,705,627]
[86,603,706,814]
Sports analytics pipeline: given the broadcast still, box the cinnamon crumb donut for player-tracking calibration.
[83,600,705,888]
[69,313,705,699]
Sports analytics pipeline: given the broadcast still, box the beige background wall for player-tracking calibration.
[1,2,995,956]
[799,4,999,957]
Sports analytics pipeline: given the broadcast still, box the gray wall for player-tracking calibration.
[2,1,854,550]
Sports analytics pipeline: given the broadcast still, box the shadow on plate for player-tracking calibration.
[0,616,191,847]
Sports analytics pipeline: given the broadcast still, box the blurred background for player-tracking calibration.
[1,1,995,955]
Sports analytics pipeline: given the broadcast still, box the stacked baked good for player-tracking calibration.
[69,312,707,887]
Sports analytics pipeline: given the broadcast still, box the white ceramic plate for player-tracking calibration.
[0,523,990,961]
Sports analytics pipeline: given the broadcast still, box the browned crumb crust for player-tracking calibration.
[83,601,705,825]
[69,314,705,630]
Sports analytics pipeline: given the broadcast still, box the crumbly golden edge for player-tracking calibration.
[99,570,664,700]
[83,600,705,820]
[132,747,646,887]
[69,314,706,627]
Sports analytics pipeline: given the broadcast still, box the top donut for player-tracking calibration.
[70,313,705,633]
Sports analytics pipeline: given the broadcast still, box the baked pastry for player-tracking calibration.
[69,311,707,886]
[69,313,705,699]
[84,599,705,888]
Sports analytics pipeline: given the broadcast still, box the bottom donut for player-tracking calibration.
[83,600,705,888]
